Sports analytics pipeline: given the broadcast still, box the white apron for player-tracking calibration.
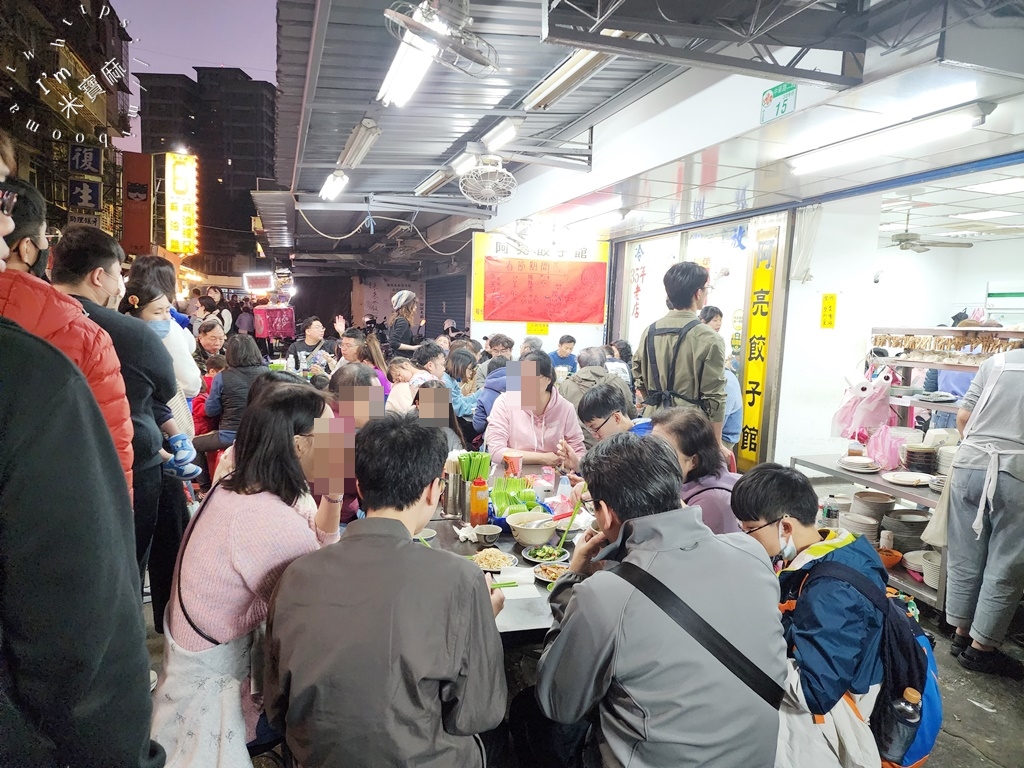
[959,354,1024,538]
[150,625,255,768]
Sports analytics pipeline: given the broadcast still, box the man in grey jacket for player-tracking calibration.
[513,433,787,768]
[264,413,508,767]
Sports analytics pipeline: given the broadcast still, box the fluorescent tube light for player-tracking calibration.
[337,118,383,169]
[414,169,453,196]
[522,30,630,112]
[949,210,1017,220]
[961,177,1024,195]
[318,170,349,201]
[376,7,449,107]
[789,103,994,177]
[450,152,478,176]
[481,118,518,151]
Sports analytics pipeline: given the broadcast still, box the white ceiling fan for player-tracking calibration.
[384,0,498,77]
[888,210,973,253]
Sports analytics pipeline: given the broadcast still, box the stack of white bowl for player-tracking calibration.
[838,512,880,546]
[850,491,896,521]
[936,446,956,476]
[921,551,942,589]
[890,427,925,444]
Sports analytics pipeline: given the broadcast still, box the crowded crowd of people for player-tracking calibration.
[2,129,1022,768]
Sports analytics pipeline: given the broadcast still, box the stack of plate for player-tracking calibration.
[882,511,931,539]
[936,446,956,476]
[928,475,946,494]
[921,551,942,589]
[892,533,925,554]
[833,494,853,513]
[837,456,881,474]
[851,491,896,521]
[902,550,928,574]
[839,512,880,545]
[904,444,937,474]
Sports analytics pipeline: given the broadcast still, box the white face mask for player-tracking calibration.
[777,521,797,563]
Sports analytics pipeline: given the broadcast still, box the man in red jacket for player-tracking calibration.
[0,177,134,492]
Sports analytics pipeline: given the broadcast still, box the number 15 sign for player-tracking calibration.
[760,83,797,125]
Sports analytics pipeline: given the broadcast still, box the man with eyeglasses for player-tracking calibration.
[193,319,227,374]
[0,183,134,494]
[632,261,727,445]
[557,383,651,473]
[732,463,886,764]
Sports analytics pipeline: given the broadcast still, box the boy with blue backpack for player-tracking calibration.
[733,464,941,768]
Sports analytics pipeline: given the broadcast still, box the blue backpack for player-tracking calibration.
[804,561,942,767]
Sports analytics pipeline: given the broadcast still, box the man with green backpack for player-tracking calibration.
[733,464,941,768]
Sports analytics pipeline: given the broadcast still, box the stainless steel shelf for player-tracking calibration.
[889,396,960,414]
[887,564,939,607]
[791,455,941,508]
[876,357,980,373]
[872,326,1024,340]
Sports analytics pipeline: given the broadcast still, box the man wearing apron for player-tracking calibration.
[946,349,1024,679]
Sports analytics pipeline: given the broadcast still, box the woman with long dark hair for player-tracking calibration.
[650,407,740,535]
[206,286,233,333]
[388,290,420,353]
[152,384,340,763]
[443,348,481,438]
[414,379,467,451]
[193,335,269,491]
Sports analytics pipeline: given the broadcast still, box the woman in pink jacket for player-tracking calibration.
[485,351,586,466]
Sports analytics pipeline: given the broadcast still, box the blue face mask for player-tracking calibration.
[149,318,172,339]
[777,521,797,563]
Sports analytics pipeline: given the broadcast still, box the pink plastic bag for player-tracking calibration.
[831,380,872,439]
[833,369,896,439]
[867,425,906,470]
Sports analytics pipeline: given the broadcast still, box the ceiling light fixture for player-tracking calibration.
[949,210,1017,220]
[376,6,449,107]
[387,222,412,238]
[337,118,383,169]
[318,170,349,201]
[522,30,631,112]
[481,117,518,151]
[961,177,1024,195]
[450,151,479,176]
[789,102,996,176]
[414,169,454,196]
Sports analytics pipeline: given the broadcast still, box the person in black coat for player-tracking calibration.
[0,316,166,768]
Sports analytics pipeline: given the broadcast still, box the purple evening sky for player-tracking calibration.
[114,0,278,152]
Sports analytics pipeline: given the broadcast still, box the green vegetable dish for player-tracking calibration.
[526,545,567,562]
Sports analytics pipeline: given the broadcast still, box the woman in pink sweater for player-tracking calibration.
[152,383,341,765]
[485,351,586,466]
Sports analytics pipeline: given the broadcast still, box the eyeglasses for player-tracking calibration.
[0,191,17,217]
[739,519,777,535]
[586,414,613,437]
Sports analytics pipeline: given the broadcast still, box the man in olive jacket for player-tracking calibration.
[632,262,727,441]
[560,347,636,449]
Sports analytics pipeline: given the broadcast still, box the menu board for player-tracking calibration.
[472,233,608,325]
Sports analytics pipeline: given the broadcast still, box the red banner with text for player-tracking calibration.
[481,256,607,324]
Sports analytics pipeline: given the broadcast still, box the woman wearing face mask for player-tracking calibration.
[649,407,741,535]
[151,384,341,764]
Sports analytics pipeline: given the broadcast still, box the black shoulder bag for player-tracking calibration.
[175,483,224,646]
[642,319,708,413]
[608,561,784,709]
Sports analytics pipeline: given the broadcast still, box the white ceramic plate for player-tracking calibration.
[522,546,570,564]
[883,472,934,487]
[838,463,882,474]
[902,550,929,572]
[469,552,518,572]
[841,512,881,527]
[533,563,570,583]
[840,456,878,466]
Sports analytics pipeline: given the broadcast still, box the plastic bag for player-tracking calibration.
[921,480,949,547]
[866,425,906,471]
[832,380,872,438]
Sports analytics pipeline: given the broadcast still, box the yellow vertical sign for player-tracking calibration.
[821,293,837,329]
[738,227,779,469]
[165,153,198,255]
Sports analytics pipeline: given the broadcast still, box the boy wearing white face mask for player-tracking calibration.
[733,464,886,763]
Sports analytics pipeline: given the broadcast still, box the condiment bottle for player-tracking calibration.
[470,477,490,527]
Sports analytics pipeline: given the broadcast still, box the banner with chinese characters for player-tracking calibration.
[738,227,779,469]
[471,233,608,324]
[622,234,680,344]
[121,152,153,255]
[165,153,198,255]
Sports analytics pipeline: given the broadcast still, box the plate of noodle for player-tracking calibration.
[471,548,517,571]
